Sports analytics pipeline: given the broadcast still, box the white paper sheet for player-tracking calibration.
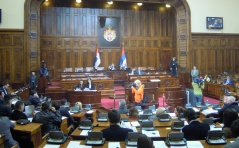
[43,144,60,148]
[142,130,160,137]
[80,130,91,136]
[168,113,177,118]
[131,121,140,127]
[153,141,167,148]
[66,141,82,148]
[62,116,67,120]
[108,142,121,148]
[171,146,187,148]
[86,110,94,114]
[186,141,204,148]
[28,117,33,122]
[193,107,200,112]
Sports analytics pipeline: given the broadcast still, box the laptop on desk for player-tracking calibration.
[97,113,108,122]
[70,106,79,113]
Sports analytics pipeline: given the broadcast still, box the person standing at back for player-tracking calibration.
[29,71,38,92]
[170,57,178,77]
[191,66,199,81]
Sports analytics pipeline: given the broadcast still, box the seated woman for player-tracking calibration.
[118,100,128,114]
[129,107,138,119]
[174,106,185,117]
[204,74,211,82]
[137,134,155,148]
[223,108,239,138]
[131,79,144,106]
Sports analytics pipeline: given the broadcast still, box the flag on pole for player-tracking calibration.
[119,46,127,67]
[93,45,101,68]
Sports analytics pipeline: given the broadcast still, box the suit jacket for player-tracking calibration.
[182,120,210,140]
[59,108,75,127]
[134,70,144,75]
[9,110,28,121]
[1,86,9,95]
[0,103,12,116]
[29,75,38,87]
[223,78,234,85]
[218,102,239,117]
[32,110,62,135]
[225,137,239,148]
[75,84,85,90]
[84,82,95,90]
[0,116,19,148]
[28,95,41,107]
[191,69,199,78]
[102,125,133,141]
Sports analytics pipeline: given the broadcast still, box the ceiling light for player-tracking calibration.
[108,1,113,5]
[76,0,81,3]
[166,4,171,8]
[137,3,143,6]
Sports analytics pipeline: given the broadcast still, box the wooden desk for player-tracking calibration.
[0,135,4,148]
[71,112,85,123]
[39,138,235,148]
[67,91,101,108]
[12,123,42,148]
[204,82,235,99]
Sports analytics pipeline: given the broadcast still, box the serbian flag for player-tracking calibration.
[93,45,101,68]
[119,46,127,67]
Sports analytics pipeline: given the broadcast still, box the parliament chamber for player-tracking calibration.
[1,0,239,147]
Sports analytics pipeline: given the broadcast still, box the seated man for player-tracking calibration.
[32,102,62,135]
[0,95,13,117]
[182,108,210,140]
[118,100,128,114]
[225,119,239,148]
[84,78,95,90]
[9,101,28,120]
[223,76,234,85]
[28,90,41,107]
[0,115,19,148]
[101,109,133,141]
[108,63,117,70]
[0,89,5,104]
[218,96,239,121]
[59,99,75,127]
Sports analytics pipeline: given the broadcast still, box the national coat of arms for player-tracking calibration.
[103,26,116,42]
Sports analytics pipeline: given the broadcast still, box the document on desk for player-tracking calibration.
[28,117,33,122]
[80,130,91,136]
[153,141,167,148]
[67,141,81,147]
[171,146,187,148]
[62,116,67,120]
[193,107,200,112]
[43,144,60,148]
[86,110,94,114]
[202,108,218,115]
[187,141,204,148]
[131,121,140,127]
[142,130,160,137]
[168,113,177,119]
[108,142,120,148]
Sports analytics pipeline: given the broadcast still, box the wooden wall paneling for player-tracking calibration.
[65,50,71,68]
[13,48,23,82]
[200,49,206,75]
[207,49,215,75]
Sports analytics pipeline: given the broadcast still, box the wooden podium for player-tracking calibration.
[67,90,101,108]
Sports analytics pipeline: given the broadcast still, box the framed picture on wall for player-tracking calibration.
[98,17,121,48]
[206,17,223,29]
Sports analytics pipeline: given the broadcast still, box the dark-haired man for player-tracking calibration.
[0,89,5,104]
[182,108,210,140]
[9,101,28,120]
[225,119,239,148]
[32,102,62,135]
[101,109,133,141]
[29,71,38,91]
[28,90,41,107]
[0,95,13,116]
[59,98,75,127]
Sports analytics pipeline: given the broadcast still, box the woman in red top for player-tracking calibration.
[131,79,144,104]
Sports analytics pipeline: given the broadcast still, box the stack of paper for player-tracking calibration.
[142,130,160,137]
[131,121,140,127]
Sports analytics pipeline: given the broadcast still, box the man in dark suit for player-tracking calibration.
[29,71,38,92]
[134,67,144,75]
[223,76,234,85]
[84,78,95,90]
[28,90,41,107]
[59,98,76,127]
[218,96,239,120]
[9,101,28,120]
[0,82,15,96]
[0,89,5,104]
[101,109,133,141]
[170,57,178,77]
[0,95,13,117]
[182,108,210,140]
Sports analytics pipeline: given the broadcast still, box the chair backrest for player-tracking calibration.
[75,67,83,72]
[64,68,73,72]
